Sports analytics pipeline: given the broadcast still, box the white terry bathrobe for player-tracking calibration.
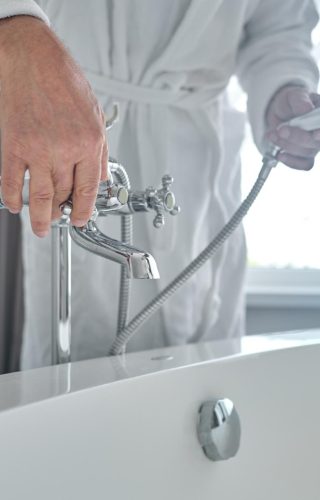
[0,0,318,368]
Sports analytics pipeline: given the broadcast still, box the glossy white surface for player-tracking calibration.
[0,330,320,499]
[1,329,320,413]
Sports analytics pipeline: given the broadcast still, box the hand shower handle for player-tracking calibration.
[285,107,320,131]
[266,107,320,161]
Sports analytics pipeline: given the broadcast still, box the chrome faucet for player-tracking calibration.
[70,222,159,280]
[62,157,180,279]
[0,105,180,364]
[0,157,180,364]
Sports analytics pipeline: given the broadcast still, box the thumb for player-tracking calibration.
[287,87,315,117]
[100,139,108,181]
[310,92,320,108]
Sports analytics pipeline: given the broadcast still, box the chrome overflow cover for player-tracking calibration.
[197,399,241,462]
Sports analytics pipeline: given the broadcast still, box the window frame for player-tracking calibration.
[246,267,320,309]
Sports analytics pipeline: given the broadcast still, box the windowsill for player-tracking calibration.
[245,267,320,309]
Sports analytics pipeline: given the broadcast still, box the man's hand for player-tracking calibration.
[0,15,107,237]
[265,85,320,170]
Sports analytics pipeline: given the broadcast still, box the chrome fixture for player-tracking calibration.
[197,399,241,461]
[51,204,72,365]
[123,174,180,228]
[0,159,179,364]
[69,216,159,280]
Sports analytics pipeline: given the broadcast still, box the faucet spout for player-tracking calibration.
[69,221,159,279]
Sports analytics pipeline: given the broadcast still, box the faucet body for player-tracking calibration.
[0,158,179,364]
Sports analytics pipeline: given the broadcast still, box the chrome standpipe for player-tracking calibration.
[51,204,72,365]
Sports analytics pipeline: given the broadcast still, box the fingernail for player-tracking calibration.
[72,219,87,227]
[8,209,20,215]
[37,230,49,238]
[278,127,290,139]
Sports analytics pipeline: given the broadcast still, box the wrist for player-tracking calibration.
[0,15,51,73]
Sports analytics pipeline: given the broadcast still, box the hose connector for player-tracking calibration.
[260,143,281,180]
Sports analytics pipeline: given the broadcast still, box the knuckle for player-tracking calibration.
[2,199,21,212]
[9,131,40,156]
[55,129,104,161]
[55,184,72,198]
[55,142,76,161]
[74,183,98,199]
[2,177,22,196]
[73,208,92,220]
[3,130,24,152]
[1,183,22,211]
[22,129,42,147]
[87,125,105,149]
[32,190,54,204]
[56,185,72,195]
[300,133,312,146]
[291,130,303,143]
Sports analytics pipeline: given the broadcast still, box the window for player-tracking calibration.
[233,18,320,307]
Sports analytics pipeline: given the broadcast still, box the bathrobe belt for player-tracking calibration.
[85,70,221,110]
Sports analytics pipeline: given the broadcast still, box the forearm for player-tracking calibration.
[0,0,50,71]
[0,15,51,71]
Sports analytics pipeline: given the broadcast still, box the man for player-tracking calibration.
[0,0,319,368]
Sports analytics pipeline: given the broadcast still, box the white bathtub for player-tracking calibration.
[0,330,320,500]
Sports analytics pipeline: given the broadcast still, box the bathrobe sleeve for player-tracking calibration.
[0,0,49,24]
[236,0,319,152]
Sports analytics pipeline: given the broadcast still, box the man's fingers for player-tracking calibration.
[286,88,315,117]
[277,152,315,171]
[71,162,100,226]
[1,154,26,213]
[265,87,320,171]
[29,169,54,237]
[269,126,320,150]
[266,133,318,158]
[51,169,75,221]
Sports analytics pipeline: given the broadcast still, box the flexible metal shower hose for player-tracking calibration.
[109,160,274,356]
